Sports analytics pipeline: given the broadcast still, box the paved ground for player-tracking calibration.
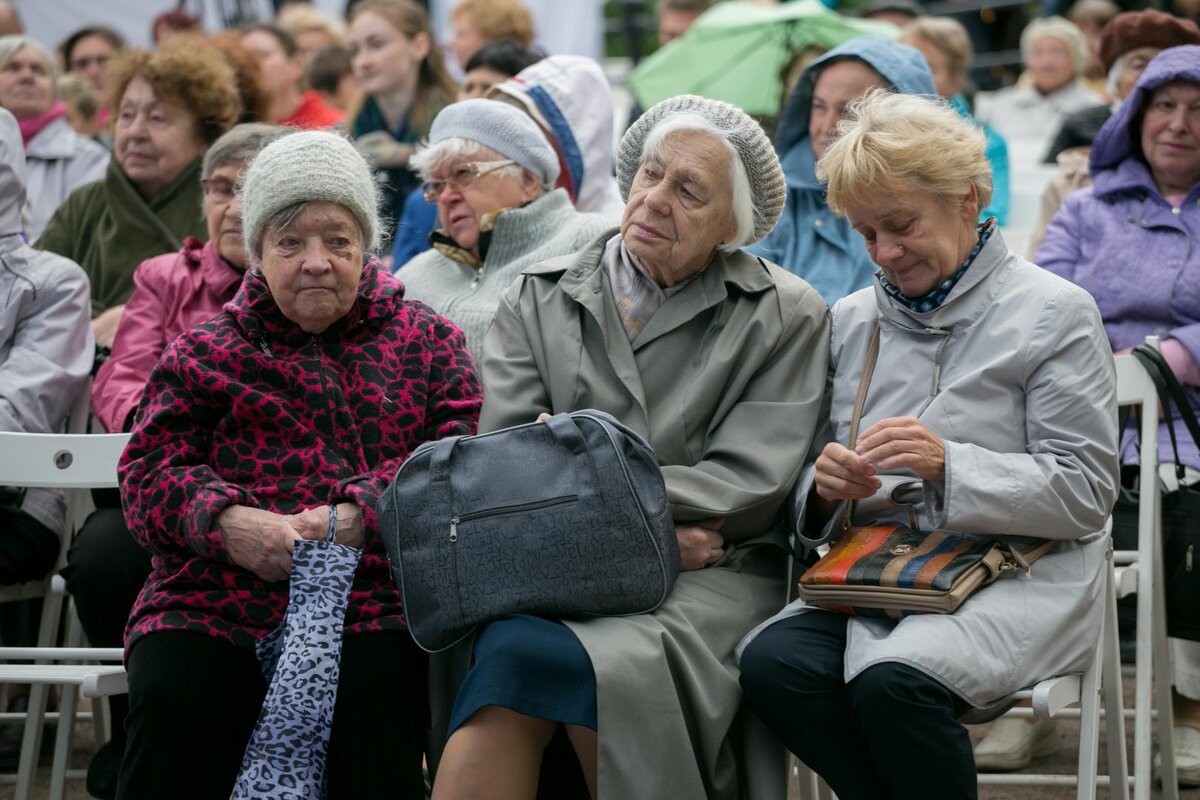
[3,679,1200,800]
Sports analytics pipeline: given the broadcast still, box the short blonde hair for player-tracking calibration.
[277,5,348,46]
[902,17,973,84]
[1020,16,1090,76]
[816,88,992,217]
[450,0,535,48]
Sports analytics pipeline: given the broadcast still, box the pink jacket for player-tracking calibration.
[92,237,243,432]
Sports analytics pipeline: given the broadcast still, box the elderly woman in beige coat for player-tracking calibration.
[429,95,831,800]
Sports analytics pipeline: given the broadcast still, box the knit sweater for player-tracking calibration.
[396,188,614,358]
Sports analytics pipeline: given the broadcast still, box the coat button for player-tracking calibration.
[1172,206,1182,216]
[814,219,824,228]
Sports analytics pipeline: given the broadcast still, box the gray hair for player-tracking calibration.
[410,136,531,185]
[0,36,56,100]
[1020,16,1090,77]
[202,123,289,180]
[640,112,755,252]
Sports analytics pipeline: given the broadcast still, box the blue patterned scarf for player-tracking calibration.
[878,219,996,313]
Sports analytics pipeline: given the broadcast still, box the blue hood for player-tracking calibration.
[1091,45,1200,174]
[774,36,937,159]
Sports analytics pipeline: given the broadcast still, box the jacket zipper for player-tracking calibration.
[448,495,578,541]
[923,327,951,396]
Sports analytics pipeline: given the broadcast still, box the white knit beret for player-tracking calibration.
[428,99,560,186]
[240,130,381,262]
[617,95,785,244]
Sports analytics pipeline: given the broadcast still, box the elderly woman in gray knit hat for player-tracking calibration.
[398,98,613,357]
[116,130,481,800]
[428,95,830,800]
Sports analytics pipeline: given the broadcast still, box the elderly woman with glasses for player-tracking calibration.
[397,98,613,357]
[428,95,830,800]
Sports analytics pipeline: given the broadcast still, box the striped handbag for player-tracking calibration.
[796,326,1053,618]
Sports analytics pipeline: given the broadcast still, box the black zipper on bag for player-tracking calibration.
[448,495,579,541]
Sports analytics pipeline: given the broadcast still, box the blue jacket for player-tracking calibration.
[949,94,1010,226]
[747,37,935,306]
[1036,46,1200,467]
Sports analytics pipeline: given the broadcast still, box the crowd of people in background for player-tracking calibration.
[0,0,1197,798]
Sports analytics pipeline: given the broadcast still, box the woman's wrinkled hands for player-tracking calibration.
[855,416,945,482]
[676,518,726,571]
[92,304,126,348]
[814,443,881,502]
[289,503,365,549]
[217,505,302,583]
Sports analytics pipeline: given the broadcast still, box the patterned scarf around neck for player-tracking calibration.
[877,219,996,313]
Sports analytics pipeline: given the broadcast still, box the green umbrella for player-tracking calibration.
[627,0,898,117]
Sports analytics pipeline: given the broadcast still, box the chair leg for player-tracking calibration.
[1102,556,1130,800]
[48,685,77,800]
[14,682,48,800]
[1076,629,1102,800]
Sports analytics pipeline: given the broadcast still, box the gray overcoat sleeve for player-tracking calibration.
[661,284,831,539]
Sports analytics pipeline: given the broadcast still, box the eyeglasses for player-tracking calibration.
[421,160,516,202]
[201,177,237,202]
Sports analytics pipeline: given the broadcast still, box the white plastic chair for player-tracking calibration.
[0,429,130,800]
[1109,344,1178,800]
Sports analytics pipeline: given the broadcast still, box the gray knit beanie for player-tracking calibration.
[427,99,559,186]
[617,95,785,244]
[240,130,381,262]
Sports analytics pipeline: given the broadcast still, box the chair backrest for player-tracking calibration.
[0,432,129,489]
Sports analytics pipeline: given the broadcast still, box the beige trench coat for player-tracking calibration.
[440,231,830,799]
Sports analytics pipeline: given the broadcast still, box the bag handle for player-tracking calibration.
[1131,344,1198,482]
[544,413,588,455]
[841,325,883,531]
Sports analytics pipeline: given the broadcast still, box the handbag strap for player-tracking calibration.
[1131,344,1199,481]
[841,325,883,530]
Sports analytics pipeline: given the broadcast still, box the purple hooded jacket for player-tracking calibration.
[1036,46,1200,467]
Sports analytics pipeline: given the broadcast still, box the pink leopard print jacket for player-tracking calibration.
[119,262,481,652]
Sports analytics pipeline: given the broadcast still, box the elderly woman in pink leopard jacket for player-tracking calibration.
[116,131,481,800]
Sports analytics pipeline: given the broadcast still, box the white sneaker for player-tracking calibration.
[1155,725,1200,787]
[973,717,1059,772]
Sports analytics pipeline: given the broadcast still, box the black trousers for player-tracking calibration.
[739,611,977,800]
[116,630,429,800]
[61,507,151,748]
[0,506,61,649]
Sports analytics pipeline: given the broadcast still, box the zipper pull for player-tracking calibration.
[449,516,458,542]
[258,336,272,356]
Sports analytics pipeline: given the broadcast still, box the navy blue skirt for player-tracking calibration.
[447,614,598,733]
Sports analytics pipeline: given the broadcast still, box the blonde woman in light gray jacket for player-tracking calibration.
[739,89,1119,800]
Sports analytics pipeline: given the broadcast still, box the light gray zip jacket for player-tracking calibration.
[742,228,1120,707]
[0,109,94,535]
[23,116,108,241]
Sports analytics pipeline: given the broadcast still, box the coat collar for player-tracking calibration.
[873,227,1015,332]
[525,230,778,416]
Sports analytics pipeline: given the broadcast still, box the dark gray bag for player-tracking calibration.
[379,410,680,653]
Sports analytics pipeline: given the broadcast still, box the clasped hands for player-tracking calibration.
[814,416,945,502]
[217,503,365,583]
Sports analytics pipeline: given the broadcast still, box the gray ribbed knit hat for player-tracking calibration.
[240,130,381,262]
[617,95,785,244]
[428,99,559,186]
